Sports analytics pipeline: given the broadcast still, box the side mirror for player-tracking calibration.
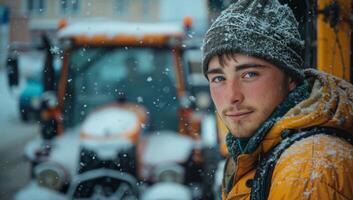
[6,57,19,87]
[41,34,56,91]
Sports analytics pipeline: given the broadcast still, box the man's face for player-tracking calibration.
[206,54,296,138]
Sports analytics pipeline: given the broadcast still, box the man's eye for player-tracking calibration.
[211,76,225,83]
[243,72,258,79]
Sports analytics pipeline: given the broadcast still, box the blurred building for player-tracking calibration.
[0,5,10,68]
[1,0,208,45]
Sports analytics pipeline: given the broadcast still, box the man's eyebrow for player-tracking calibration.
[205,68,224,76]
[235,63,267,71]
[206,63,267,76]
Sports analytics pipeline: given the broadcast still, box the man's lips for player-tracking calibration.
[224,111,253,120]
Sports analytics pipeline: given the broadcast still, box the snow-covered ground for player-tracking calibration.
[0,68,39,200]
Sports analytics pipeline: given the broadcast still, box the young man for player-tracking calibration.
[202,0,353,199]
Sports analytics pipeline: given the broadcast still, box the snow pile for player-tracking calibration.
[15,181,66,200]
[142,131,194,165]
[80,107,138,159]
[141,182,192,200]
[140,131,195,181]
[81,107,139,137]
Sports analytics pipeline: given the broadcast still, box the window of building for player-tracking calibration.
[115,0,129,16]
[60,0,80,14]
[27,0,45,15]
[142,1,152,20]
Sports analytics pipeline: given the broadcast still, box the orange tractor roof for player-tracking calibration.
[57,21,185,46]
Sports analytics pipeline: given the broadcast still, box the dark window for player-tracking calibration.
[27,0,45,15]
[142,1,151,20]
[60,0,80,14]
[116,0,129,16]
[27,0,34,12]
[38,0,44,10]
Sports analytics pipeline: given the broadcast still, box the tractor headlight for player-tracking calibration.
[154,164,185,184]
[34,162,70,191]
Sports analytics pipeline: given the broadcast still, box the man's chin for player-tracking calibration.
[228,124,260,138]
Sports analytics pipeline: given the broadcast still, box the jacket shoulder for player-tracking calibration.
[268,134,353,200]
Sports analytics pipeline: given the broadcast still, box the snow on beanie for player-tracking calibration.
[202,0,305,79]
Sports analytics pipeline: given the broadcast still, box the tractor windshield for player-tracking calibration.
[63,47,180,131]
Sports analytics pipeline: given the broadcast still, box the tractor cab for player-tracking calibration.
[16,19,219,200]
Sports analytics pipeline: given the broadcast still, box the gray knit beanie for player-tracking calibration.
[202,0,305,79]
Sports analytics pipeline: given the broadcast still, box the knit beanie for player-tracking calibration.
[202,0,305,79]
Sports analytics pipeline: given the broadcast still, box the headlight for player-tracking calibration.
[34,161,70,191]
[154,164,185,184]
[30,97,41,109]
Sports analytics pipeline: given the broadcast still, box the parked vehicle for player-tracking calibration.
[12,20,220,200]
[6,40,62,122]
[18,70,43,121]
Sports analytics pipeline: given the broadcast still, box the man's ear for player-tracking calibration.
[288,76,297,91]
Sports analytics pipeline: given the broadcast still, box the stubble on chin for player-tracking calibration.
[227,121,251,138]
[222,109,267,138]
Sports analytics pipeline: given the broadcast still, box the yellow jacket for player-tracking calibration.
[222,69,353,200]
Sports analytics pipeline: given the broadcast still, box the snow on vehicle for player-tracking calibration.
[14,19,220,200]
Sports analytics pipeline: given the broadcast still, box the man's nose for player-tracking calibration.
[227,80,244,104]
